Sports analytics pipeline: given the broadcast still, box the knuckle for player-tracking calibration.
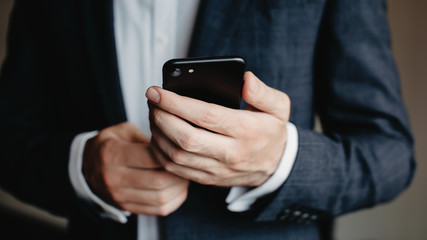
[198,106,219,126]
[151,175,168,190]
[182,183,189,194]
[225,148,239,165]
[217,169,230,180]
[163,161,177,174]
[99,139,116,163]
[199,175,214,185]
[120,203,131,212]
[122,121,137,131]
[227,148,249,169]
[229,154,244,168]
[152,108,163,126]
[155,191,170,205]
[281,92,290,105]
[157,205,171,217]
[278,93,291,120]
[98,124,120,140]
[266,116,287,138]
[102,171,120,188]
[109,190,123,203]
[178,132,197,152]
[170,148,187,165]
[236,115,255,137]
[233,122,246,138]
[278,118,287,132]
[197,178,209,185]
[241,126,255,140]
[97,129,111,140]
[123,204,137,213]
[190,174,204,184]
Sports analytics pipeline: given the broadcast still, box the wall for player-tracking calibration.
[0,0,13,63]
[0,0,426,239]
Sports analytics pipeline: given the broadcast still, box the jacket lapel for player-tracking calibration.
[188,0,249,57]
[78,0,127,126]
[78,0,248,125]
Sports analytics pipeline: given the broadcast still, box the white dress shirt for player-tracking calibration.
[68,0,299,239]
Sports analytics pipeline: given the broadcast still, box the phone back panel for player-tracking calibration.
[162,56,245,109]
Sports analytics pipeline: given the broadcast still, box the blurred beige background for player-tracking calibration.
[0,0,426,239]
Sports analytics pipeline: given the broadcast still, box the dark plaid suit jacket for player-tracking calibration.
[0,0,415,239]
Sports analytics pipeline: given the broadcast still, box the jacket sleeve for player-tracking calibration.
[0,0,89,218]
[0,0,74,217]
[254,0,416,222]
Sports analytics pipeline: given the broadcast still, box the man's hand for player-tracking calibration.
[146,72,290,187]
[82,122,189,216]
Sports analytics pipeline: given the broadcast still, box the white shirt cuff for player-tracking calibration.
[68,131,131,223]
[226,122,298,212]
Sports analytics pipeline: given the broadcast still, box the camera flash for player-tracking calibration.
[188,69,194,73]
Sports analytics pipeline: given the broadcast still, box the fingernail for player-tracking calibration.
[146,87,160,103]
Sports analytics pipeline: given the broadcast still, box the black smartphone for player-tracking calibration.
[162,56,245,109]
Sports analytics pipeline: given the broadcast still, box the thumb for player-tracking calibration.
[242,71,290,121]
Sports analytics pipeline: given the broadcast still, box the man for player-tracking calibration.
[0,0,415,239]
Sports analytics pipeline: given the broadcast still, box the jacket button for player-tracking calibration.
[301,213,310,224]
[277,209,291,221]
[293,210,302,217]
[290,210,301,222]
[310,215,318,221]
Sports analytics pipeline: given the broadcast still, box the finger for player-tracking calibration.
[121,187,188,216]
[151,142,253,187]
[105,121,150,143]
[118,168,185,190]
[151,142,212,183]
[146,86,239,136]
[112,179,188,207]
[121,142,162,169]
[151,106,235,160]
[156,153,213,186]
[241,71,290,121]
[151,127,225,171]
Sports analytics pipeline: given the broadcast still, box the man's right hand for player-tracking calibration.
[82,122,189,216]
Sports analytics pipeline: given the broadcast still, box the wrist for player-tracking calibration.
[68,131,130,223]
[226,122,299,212]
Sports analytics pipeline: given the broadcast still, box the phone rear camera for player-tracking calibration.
[171,68,181,77]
